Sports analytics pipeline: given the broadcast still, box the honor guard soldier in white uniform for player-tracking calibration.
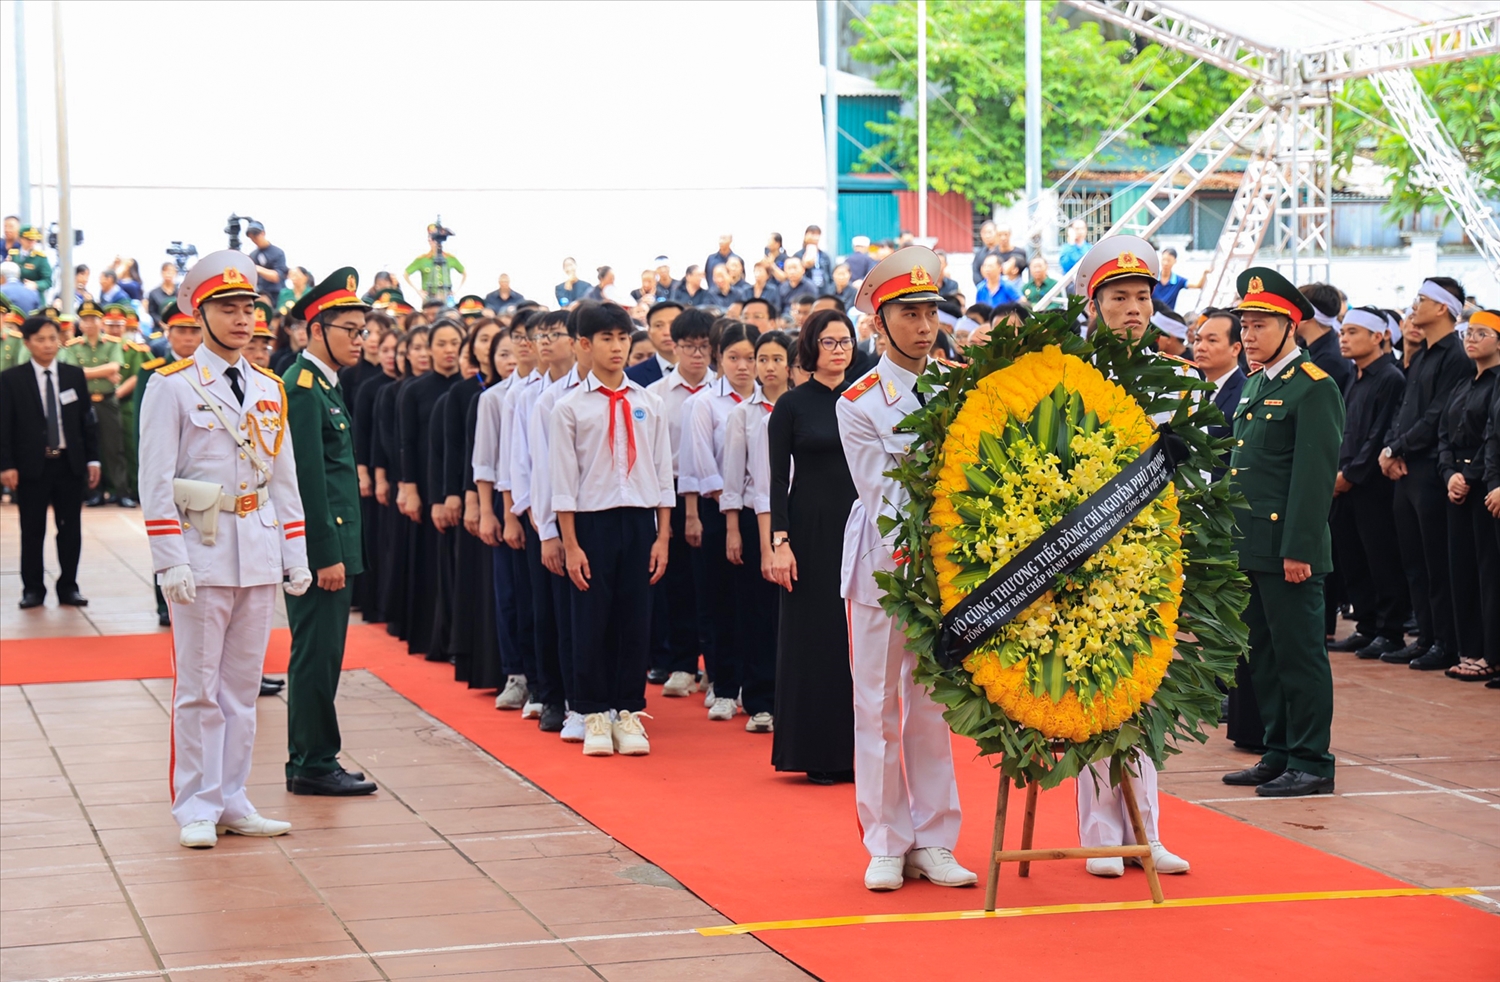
[138,250,312,849]
[839,246,975,892]
[1071,235,1190,877]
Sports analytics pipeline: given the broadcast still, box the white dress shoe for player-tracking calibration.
[1086,857,1125,877]
[582,713,614,756]
[216,813,291,837]
[707,697,736,721]
[661,671,695,697]
[903,846,977,887]
[1132,841,1190,874]
[612,711,652,755]
[179,820,217,849]
[865,856,905,891]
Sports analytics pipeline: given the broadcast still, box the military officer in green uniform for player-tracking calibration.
[1221,268,1344,798]
[105,304,151,505]
[282,267,376,796]
[60,300,138,507]
[0,297,29,371]
[17,226,52,297]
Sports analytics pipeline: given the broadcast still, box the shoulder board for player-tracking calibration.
[252,362,284,385]
[296,368,315,389]
[103,333,122,343]
[125,340,151,353]
[1301,361,1329,381]
[65,337,84,346]
[1159,352,1193,365]
[5,328,20,339]
[843,372,880,402]
[157,357,194,377]
[140,357,166,371]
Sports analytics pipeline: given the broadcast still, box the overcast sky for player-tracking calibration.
[0,0,829,300]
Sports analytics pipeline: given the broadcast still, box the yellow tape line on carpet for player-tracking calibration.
[697,887,1481,936]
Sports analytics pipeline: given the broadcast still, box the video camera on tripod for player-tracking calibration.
[427,216,455,303]
[225,213,255,252]
[166,241,199,275]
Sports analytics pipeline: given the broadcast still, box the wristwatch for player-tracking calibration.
[772,532,790,548]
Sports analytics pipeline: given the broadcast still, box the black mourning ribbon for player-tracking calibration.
[935,425,1190,669]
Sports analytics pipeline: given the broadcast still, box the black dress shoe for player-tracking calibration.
[259,677,284,697]
[647,668,670,685]
[158,610,171,627]
[340,766,366,781]
[18,590,45,609]
[1329,632,1374,652]
[1355,635,1402,660]
[1410,643,1457,671]
[287,769,376,796]
[116,496,138,508]
[57,589,89,607]
[1380,639,1428,664]
[1223,760,1285,786]
[538,704,565,732]
[806,771,837,786]
[1255,770,1334,797]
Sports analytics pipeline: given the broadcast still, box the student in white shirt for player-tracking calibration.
[645,308,717,699]
[550,303,675,757]
[529,307,589,742]
[721,329,791,733]
[684,322,761,721]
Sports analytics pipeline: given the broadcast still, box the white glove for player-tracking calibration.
[284,567,313,596]
[160,565,196,605]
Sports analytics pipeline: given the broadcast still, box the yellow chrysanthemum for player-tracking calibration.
[931,346,1185,741]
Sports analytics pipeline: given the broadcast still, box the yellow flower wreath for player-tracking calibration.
[929,346,1184,742]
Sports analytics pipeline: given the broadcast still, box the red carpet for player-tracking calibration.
[5,625,1496,980]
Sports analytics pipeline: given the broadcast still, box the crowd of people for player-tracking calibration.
[1,214,1495,877]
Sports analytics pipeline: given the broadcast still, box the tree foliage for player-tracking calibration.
[1333,55,1500,222]
[847,1,1243,207]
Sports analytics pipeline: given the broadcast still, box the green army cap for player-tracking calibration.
[19,225,43,242]
[456,294,487,318]
[1234,267,1315,325]
[76,299,105,319]
[288,266,371,323]
[159,300,197,328]
[372,289,413,314]
[253,299,275,338]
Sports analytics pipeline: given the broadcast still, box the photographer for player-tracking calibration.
[405,223,466,303]
[246,221,289,304]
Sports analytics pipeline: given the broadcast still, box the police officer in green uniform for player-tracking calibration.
[17,226,52,297]
[283,267,376,796]
[1221,268,1344,797]
[60,300,137,506]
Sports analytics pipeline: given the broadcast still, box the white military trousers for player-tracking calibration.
[848,599,962,857]
[169,584,275,827]
[1076,751,1161,847]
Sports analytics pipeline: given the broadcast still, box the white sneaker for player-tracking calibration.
[661,671,695,697]
[521,700,543,720]
[864,856,904,891]
[707,697,736,721]
[1132,841,1190,874]
[745,712,774,733]
[903,846,977,887]
[495,675,528,710]
[216,813,291,837]
[1086,857,1125,877]
[612,710,652,755]
[582,713,614,756]
[560,711,586,743]
[702,683,715,708]
[179,820,217,849]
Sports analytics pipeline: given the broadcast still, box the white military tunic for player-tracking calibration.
[139,344,307,828]
[836,353,962,858]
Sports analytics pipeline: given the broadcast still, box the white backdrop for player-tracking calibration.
[0,0,829,302]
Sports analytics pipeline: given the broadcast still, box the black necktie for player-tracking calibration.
[43,369,60,450]
[225,366,245,405]
[912,382,927,407]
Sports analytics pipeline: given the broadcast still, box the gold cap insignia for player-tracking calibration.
[223,267,245,285]
[254,308,268,324]
[1248,276,1265,294]
[346,274,357,292]
[1117,251,1140,270]
[908,264,933,287]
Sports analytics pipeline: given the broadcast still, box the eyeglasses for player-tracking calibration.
[677,342,711,355]
[534,331,567,342]
[327,325,370,340]
[1466,327,1497,341]
[819,337,855,351]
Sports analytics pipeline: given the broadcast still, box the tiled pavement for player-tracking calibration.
[2,504,1498,979]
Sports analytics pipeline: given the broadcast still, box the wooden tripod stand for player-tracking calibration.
[983,763,1165,912]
